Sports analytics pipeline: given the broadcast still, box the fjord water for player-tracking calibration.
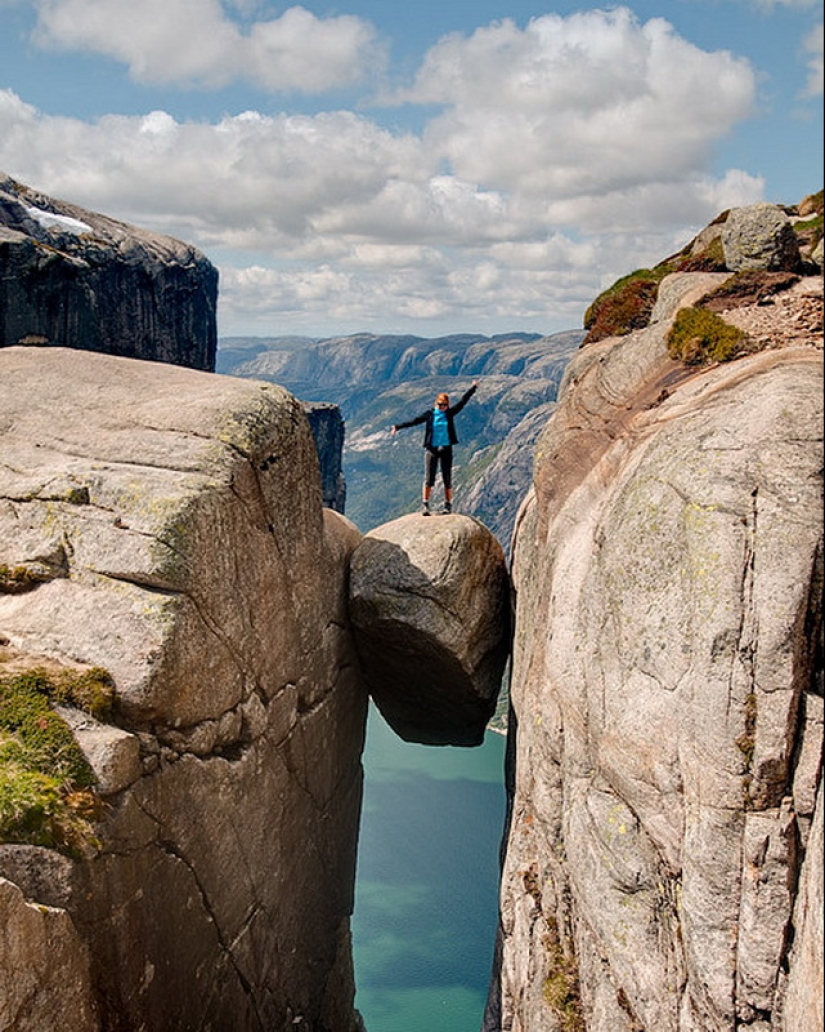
[352,703,508,1032]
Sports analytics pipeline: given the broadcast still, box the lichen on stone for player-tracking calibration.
[541,917,584,1032]
[0,564,42,594]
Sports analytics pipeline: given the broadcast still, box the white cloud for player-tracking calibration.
[0,101,426,243]
[215,250,597,334]
[750,0,820,8]
[0,86,36,125]
[0,7,769,336]
[31,0,384,92]
[399,9,757,204]
[801,22,824,97]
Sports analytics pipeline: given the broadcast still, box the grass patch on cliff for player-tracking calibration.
[582,266,675,345]
[542,920,584,1032]
[666,308,749,365]
[520,865,584,1032]
[0,666,112,856]
[673,235,727,273]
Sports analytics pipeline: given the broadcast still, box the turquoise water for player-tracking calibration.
[352,704,507,1032]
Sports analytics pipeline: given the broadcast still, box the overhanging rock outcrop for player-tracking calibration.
[0,173,217,370]
[349,513,511,746]
[0,346,367,1032]
[490,271,823,1031]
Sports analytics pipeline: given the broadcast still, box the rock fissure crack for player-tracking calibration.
[151,833,267,1030]
[90,569,185,595]
[23,434,218,475]
[180,588,250,686]
[374,583,462,621]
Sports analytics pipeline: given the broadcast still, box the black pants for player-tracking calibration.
[425,446,453,489]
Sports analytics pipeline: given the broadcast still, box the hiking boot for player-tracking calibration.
[440,502,452,515]
[421,502,431,516]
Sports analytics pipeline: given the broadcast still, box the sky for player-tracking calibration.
[0,0,822,340]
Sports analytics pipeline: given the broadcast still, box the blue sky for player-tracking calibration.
[1,0,822,339]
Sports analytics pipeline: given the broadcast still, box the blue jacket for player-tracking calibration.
[394,385,477,451]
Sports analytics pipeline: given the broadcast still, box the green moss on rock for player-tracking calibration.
[0,666,112,855]
[666,308,749,365]
[675,235,727,273]
[0,756,64,847]
[541,920,584,1032]
[51,666,115,721]
[0,564,43,594]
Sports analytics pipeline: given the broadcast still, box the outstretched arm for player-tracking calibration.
[449,381,479,416]
[391,410,430,434]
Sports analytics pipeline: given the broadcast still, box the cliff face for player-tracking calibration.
[0,174,217,370]
[493,270,823,1031]
[0,346,367,1032]
[2,181,823,1032]
[0,345,511,1032]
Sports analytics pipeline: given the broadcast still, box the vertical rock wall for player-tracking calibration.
[0,347,367,1032]
[495,274,823,1031]
[0,174,217,371]
[304,402,347,513]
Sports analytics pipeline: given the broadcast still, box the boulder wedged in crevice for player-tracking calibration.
[348,513,511,746]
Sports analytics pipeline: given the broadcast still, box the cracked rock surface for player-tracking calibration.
[0,345,368,1032]
[491,272,823,1031]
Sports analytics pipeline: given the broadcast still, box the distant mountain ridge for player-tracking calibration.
[217,329,584,544]
[217,330,557,385]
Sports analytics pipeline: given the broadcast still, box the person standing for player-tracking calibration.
[390,381,479,515]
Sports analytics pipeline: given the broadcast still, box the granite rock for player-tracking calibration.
[0,345,367,1032]
[349,512,511,745]
[492,271,823,1031]
[0,173,217,370]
